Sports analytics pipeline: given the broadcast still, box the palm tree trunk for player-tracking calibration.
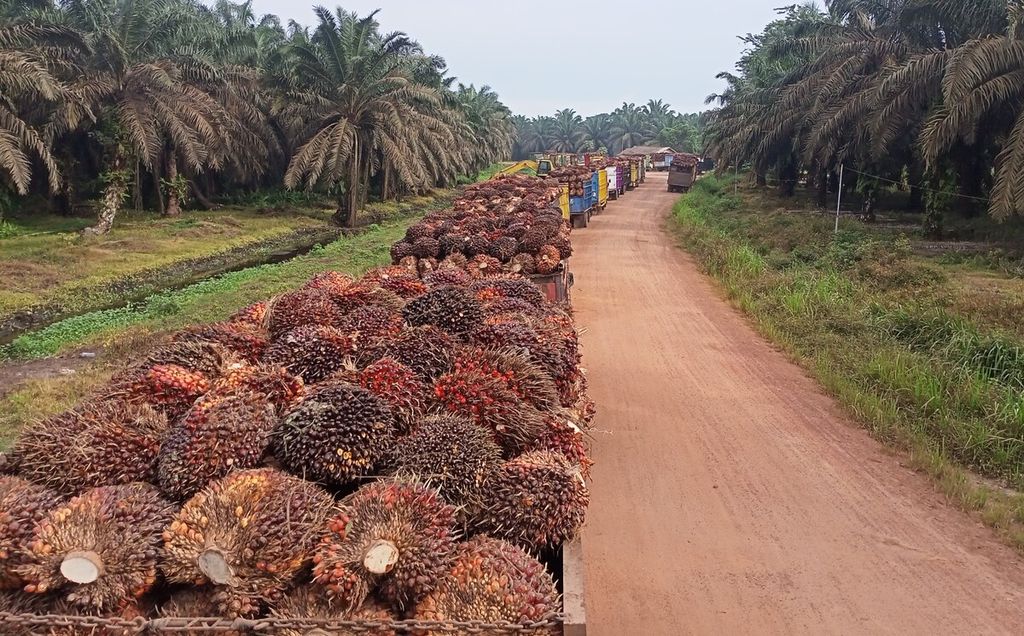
[165,149,181,217]
[334,138,360,228]
[382,163,391,202]
[83,149,127,235]
[152,165,165,217]
[133,160,142,211]
[361,156,371,207]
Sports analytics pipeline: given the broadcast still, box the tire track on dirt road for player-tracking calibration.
[574,171,1024,635]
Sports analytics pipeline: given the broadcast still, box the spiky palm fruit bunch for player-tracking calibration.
[162,469,336,618]
[432,369,543,454]
[362,266,428,299]
[422,268,470,289]
[117,340,237,380]
[208,363,306,416]
[266,290,346,337]
[335,358,427,434]
[476,451,588,551]
[470,278,545,308]
[508,253,536,276]
[413,535,560,635]
[464,234,490,257]
[0,590,51,636]
[274,383,398,486]
[271,586,397,636]
[390,241,415,264]
[439,252,468,270]
[357,326,456,381]
[480,298,544,321]
[336,305,405,344]
[20,483,175,611]
[571,394,597,429]
[158,392,277,501]
[402,287,483,337]
[262,325,358,384]
[534,246,561,275]
[172,322,268,363]
[549,233,572,260]
[328,283,405,316]
[469,320,543,355]
[313,480,457,611]
[102,363,209,421]
[0,477,62,590]
[518,227,550,253]
[416,258,439,278]
[230,301,269,327]
[438,234,467,257]
[303,271,355,296]
[12,402,168,495]
[451,348,559,412]
[505,223,527,240]
[411,237,440,259]
[465,255,503,279]
[390,415,500,521]
[488,236,518,262]
[530,414,592,477]
[405,224,434,243]
[398,255,419,273]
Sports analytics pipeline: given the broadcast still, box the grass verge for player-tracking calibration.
[671,174,1024,550]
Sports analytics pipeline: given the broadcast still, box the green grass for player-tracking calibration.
[672,174,1024,549]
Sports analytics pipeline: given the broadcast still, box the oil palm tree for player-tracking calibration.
[549,108,584,153]
[581,114,612,152]
[456,83,515,173]
[610,102,655,154]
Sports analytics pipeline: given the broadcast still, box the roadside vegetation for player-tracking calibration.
[673,174,1024,548]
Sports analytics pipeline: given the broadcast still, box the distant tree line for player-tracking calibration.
[512,100,706,159]
[703,0,1024,230]
[0,0,515,229]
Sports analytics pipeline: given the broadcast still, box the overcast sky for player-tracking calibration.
[241,1,783,117]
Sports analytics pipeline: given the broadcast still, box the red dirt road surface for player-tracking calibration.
[574,171,1024,635]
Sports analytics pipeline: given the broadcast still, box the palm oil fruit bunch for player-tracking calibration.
[389,415,501,520]
[261,324,358,383]
[471,277,546,308]
[207,363,305,416]
[422,267,470,289]
[313,480,457,611]
[336,305,405,342]
[12,402,168,494]
[431,368,543,453]
[326,282,404,315]
[336,358,427,433]
[302,270,355,297]
[413,535,560,635]
[162,469,336,618]
[122,339,237,379]
[105,363,209,421]
[476,451,589,551]
[0,477,62,590]
[158,392,277,501]
[357,326,456,381]
[452,347,559,412]
[19,483,175,611]
[531,413,592,477]
[402,286,483,337]
[274,383,398,486]
[266,289,345,337]
[535,245,561,275]
[230,301,268,326]
[172,322,269,362]
[271,586,397,636]
[361,266,428,299]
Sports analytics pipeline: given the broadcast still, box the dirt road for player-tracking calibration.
[574,172,1024,635]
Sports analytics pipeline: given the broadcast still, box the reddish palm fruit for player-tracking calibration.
[158,392,277,501]
[423,267,470,289]
[505,222,528,240]
[271,587,398,636]
[398,255,419,273]
[549,232,573,260]
[336,305,405,342]
[439,252,469,270]
[343,358,427,434]
[480,298,544,320]
[416,257,439,278]
[208,363,306,416]
[0,477,62,590]
[508,252,536,275]
[390,241,415,264]
[518,227,550,253]
[476,451,589,551]
[162,469,336,618]
[571,394,597,428]
[390,415,501,521]
[359,270,427,299]
[530,413,592,477]
[488,236,518,262]
[20,483,175,611]
[303,271,355,296]
[464,234,490,257]
[116,340,237,380]
[413,535,560,634]
[411,237,441,259]
[173,322,269,362]
[273,383,399,486]
[402,286,483,337]
[266,290,346,337]
[464,254,503,279]
[261,324,359,384]
[327,282,405,315]
[451,347,559,412]
[357,326,456,381]
[438,234,467,257]
[102,363,209,421]
[431,368,544,454]
[470,320,543,352]
[230,301,269,326]
[405,223,434,242]
[12,402,168,495]
[472,277,547,308]
[535,245,561,275]
[313,480,457,611]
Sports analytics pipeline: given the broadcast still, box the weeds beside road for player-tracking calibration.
[672,175,1024,548]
